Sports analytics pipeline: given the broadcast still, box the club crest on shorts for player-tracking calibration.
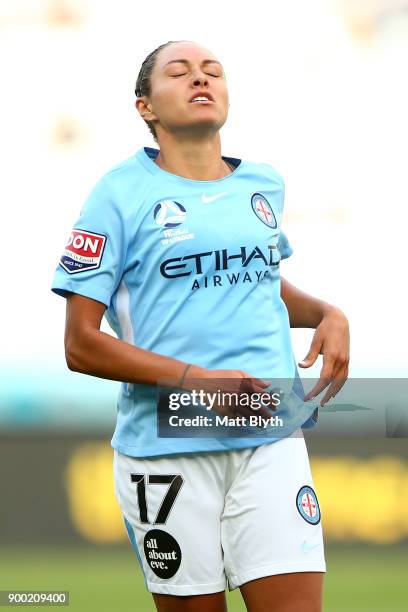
[296,486,321,525]
[251,193,277,228]
[154,200,187,228]
[59,228,106,274]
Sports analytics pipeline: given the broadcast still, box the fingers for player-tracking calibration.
[239,372,270,391]
[303,349,337,401]
[319,378,345,407]
[304,358,349,405]
[319,363,349,406]
[238,379,280,420]
[238,377,271,396]
[298,338,322,369]
[179,370,278,427]
[215,382,275,424]
[215,376,278,425]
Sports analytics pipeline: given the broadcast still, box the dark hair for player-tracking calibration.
[135,40,189,143]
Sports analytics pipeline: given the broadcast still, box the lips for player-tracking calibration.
[189,91,214,103]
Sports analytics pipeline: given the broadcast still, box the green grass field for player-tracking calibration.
[0,544,406,611]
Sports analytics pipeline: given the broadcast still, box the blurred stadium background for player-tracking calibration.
[1,1,407,610]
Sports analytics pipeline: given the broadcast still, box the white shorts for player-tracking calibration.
[113,429,326,596]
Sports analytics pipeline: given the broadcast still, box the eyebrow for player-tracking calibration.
[163,59,222,69]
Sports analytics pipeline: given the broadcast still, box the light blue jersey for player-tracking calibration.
[51,146,318,457]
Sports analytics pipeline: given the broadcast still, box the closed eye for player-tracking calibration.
[171,73,221,78]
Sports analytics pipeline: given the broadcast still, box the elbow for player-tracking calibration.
[65,345,82,373]
[65,353,80,373]
[64,337,89,373]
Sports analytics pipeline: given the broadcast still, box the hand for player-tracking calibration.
[299,306,350,406]
[182,366,278,423]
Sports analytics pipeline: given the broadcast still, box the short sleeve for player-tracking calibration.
[51,176,128,308]
[278,230,294,260]
[261,162,293,261]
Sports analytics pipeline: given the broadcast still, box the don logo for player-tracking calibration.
[59,228,107,274]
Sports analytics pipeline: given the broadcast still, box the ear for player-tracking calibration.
[135,97,156,120]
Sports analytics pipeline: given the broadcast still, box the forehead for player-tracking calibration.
[156,41,220,69]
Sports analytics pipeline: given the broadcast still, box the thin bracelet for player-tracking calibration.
[179,363,192,389]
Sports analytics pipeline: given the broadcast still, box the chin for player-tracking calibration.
[186,115,227,131]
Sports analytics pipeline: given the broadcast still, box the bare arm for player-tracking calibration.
[64,293,201,385]
[280,276,340,328]
[280,277,350,404]
[63,293,271,418]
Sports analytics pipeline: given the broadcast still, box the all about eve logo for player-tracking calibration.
[144,530,182,579]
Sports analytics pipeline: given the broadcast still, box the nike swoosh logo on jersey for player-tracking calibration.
[301,540,321,553]
[201,192,227,204]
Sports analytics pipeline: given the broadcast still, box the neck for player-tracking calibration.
[154,132,232,181]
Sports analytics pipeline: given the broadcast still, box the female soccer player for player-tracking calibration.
[51,40,349,612]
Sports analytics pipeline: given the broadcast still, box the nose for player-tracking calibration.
[192,72,209,87]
